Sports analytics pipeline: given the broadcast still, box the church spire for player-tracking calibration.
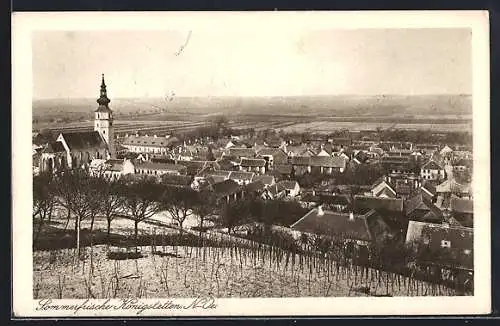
[97,74,111,107]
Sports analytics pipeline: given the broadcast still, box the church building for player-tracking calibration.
[39,75,115,173]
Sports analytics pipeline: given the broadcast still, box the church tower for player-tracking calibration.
[94,74,115,157]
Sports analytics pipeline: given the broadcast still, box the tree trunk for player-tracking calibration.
[64,208,71,231]
[134,220,139,253]
[34,211,45,245]
[90,215,96,247]
[76,215,81,258]
[107,217,112,244]
[47,202,54,223]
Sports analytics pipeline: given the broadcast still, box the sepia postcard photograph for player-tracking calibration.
[12,11,490,317]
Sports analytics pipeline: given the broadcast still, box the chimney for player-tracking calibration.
[145,134,148,137]
[126,133,129,138]
[349,212,354,221]
[317,205,324,216]
[154,134,157,138]
[135,133,139,137]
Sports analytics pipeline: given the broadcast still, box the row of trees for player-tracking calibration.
[33,169,309,253]
[293,163,386,189]
[33,170,215,253]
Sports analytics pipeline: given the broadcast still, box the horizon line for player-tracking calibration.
[33,93,473,101]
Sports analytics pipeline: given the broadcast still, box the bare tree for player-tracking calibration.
[161,186,198,233]
[122,178,163,252]
[53,169,103,256]
[97,176,126,243]
[33,172,56,244]
[218,199,250,234]
[191,190,217,236]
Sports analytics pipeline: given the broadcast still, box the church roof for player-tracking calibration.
[60,131,107,151]
[43,141,66,153]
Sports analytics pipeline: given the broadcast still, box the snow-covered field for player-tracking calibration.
[33,245,456,299]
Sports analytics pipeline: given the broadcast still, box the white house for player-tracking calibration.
[420,160,446,181]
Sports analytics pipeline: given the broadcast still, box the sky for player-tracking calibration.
[32,29,472,99]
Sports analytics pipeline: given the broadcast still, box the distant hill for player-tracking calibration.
[33,94,472,120]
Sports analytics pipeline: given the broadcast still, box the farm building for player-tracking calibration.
[121,134,178,155]
[239,158,267,174]
[213,179,244,204]
[135,162,187,176]
[228,171,255,185]
[256,147,289,166]
[405,220,473,284]
[252,174,276,186]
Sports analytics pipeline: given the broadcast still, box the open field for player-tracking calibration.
[34,243,460,299]
[34,210,468,299]
[281,121,472,133]
[33,95,472,134]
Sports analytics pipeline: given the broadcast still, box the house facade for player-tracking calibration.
[135,162,187,176]
[420,160,446,181]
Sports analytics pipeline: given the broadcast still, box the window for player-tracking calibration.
[441,240,451,248]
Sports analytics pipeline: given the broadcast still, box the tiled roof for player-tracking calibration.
[451,197,473,214]
[61,131,107,150]
[405,221,473,270]
[380,155,412,163]
[319,194,351,206]
[253,174,275,185]
[291,156,311,166]
[422,160,443,170]
[353,195,404,215]
[404,194,429,215]
[122,135,174,147]
[436,179,471,194]
[310,156,346,168]
[207,175,227,184]
[395,184,412,196]
[213,179,241,196]
[227,147,256,158]
[453,159,473,168]
[276,180,299,190]
[404,194,442,222]
[274,164,293,174]
[291,208,371,241]
[229,171,255,181]
[371,180,397,197]
[207,170,232,177]
[180,160,212,175]
[136,162,187,172]
[354,151,369,163]
[286,144,309,155]
[245,180,266,193]
[257,148,287,157]
[421,181,437,196]
[240,158,266,167]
